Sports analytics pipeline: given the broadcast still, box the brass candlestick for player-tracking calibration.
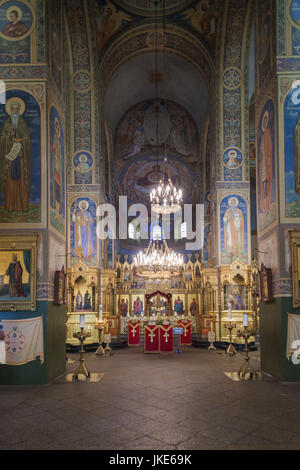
[72,327,92,380]
[237,326,257,381]
[208,323,216,351]
[225,320,237,356]
[95,322,105,356]
[104,320,112,356]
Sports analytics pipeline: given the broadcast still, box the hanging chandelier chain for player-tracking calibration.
[149,0,183,216]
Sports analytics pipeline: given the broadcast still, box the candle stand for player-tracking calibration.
[72,328,92,380]
[95,322,106,356]
[237,326,257,381]
[208,323,216,351]
[104,339,112,356]
[225,319,237,356]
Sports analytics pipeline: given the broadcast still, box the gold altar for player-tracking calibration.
[66,261,100,345]
[66,255,258,346]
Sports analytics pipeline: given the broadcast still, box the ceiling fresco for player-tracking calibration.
[94,0,220,53]
[113,98,199,208]
[115,99,198,164]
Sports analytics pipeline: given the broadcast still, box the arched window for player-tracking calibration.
[152,225,162,241]
[128,221,141,241]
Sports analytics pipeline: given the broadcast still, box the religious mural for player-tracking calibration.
[289,0,300,55]
[0,0,34,64]
[73,151,93,185]
[95,0,132,51]
[116,155,195,207]
[95,0,219,52]
[70,197,97,267]
[181,0,217,46]
[114,99,198,218]
[115,99,198,163]
[257,99,276,232]
[50,106,65,237]
[284,82,300,218]
[223,147,243,181]
[0,90,41,224]
[220,195,248,265]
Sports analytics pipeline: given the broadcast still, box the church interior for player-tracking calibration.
[2,0,300,452]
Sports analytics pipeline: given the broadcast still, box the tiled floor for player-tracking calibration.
[1,347,300,450]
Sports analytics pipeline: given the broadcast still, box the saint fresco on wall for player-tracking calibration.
[284,83,300,218]
[223,148,243,181]
[0,90,41,224]
[257,99,276,232]
[50,107,65,236]
[73,151,93,185]
[0,0,33,63]
[221,195,248,265]
[223,148,243,170]
[0,1,33,40]
[70,198,97,267]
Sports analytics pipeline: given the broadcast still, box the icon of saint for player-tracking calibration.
[0,99,32,212]
[2,9,27,39]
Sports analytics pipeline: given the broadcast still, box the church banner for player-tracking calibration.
[128,321,140,346]
[159,325,174,354]
[178,320,192,346]
[287,313,300,359]
[1,317,44,366]
[144,325,159,354]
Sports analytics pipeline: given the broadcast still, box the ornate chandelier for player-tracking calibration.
[150,176,183,215]
[133,239,184,278]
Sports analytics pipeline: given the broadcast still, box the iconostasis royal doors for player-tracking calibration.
[67,262,99,345]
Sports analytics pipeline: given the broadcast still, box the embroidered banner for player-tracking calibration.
[2,317,44,366]
[144,325,159,354]
[128,321,140,346]
[159,325,174,354]
[178,320,192,346]
[287,313,300,359]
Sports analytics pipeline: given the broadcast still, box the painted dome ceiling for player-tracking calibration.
[113,0,194,16]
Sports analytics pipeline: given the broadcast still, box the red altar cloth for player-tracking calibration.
[144,325,160,354]
[178,320,192,346]
[128,321,141,346]
[159,325,174,354]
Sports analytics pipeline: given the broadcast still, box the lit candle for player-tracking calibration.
[243,313,249,328]
[80,315,85,329]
